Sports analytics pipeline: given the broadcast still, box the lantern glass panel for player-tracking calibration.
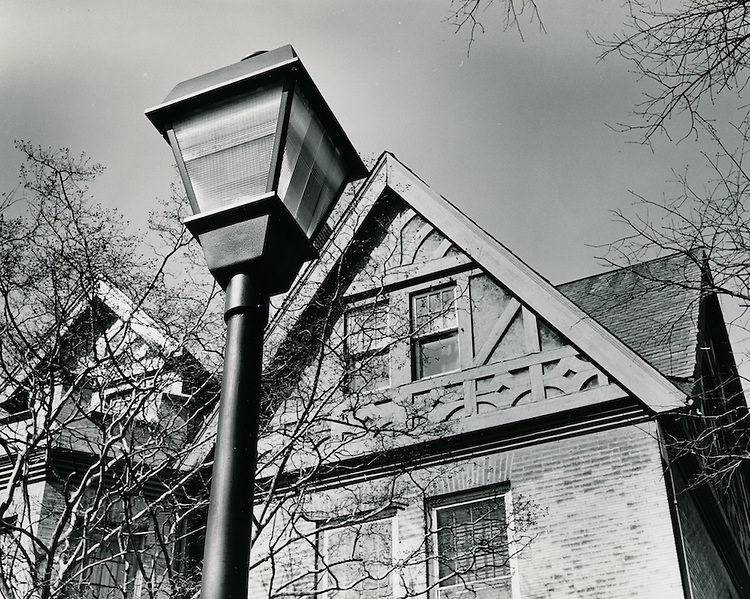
[277,88,347,238]
[173,83,284,213]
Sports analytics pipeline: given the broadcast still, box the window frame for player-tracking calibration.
[428,486,514,599]
[83,526,153,599]
[344,301,391,394]
[410,285,460,380]
[89,373,185,423]
[318,511,397,599]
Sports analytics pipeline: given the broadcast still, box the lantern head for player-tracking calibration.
[146,45,367,293]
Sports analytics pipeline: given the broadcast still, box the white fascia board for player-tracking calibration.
[96,281,177,353]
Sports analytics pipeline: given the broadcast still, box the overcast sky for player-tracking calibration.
[0,1,716,286]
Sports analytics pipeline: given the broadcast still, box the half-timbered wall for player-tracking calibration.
[297,205,628,457]
[260,203,636,482]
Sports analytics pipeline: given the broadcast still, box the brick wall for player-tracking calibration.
[250,421,688,598]
[674,469,739,599]
[509,422,683,598]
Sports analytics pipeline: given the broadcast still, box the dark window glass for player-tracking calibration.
[433,494,511,599]
[84,531,151,599]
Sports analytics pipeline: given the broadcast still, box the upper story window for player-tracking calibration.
[90,374,187,424]
[431,488,512,599]
[320,515,394,599]
[104,381,153,413]
[90,374,157,421]
[411,286,459,380]
[345,303,390,393]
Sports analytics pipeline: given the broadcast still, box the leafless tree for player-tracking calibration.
[598,0,750,142]
[593,2,750,490]
[444,0,545,48]
[0,142,225,599]
[0,144,543,599]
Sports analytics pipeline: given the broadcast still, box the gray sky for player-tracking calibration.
[0,0,713,285]
[5,1,750,388]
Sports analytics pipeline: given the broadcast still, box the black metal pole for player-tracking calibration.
[200,272,268,599]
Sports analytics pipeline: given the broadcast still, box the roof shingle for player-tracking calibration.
[557,254,703,381]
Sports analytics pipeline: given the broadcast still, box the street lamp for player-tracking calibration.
[146,45,366,599]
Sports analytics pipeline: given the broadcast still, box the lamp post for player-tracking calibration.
[146,45,366,599]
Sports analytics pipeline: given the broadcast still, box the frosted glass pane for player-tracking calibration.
[277,89,312,204]
[279,89,348,237]
[287,114,323,225]
[173,84,283,211]
[309,141,346,233]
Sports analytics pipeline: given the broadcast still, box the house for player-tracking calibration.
[237,152,750,599]
[5,147,746,599]
[0,282,217,599]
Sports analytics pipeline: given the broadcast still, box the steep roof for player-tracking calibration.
[266,152,687,413]
[558,254,703,382]
[0,281,188,414]
[188,153,701,468]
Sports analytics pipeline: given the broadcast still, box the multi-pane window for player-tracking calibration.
[91,373,158,420]
[84,531,152,599]
[411,286,459,380]
[431,490,511,599]
[345,303,390,393]
[91,374,187,423]
[321,516,393,599]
